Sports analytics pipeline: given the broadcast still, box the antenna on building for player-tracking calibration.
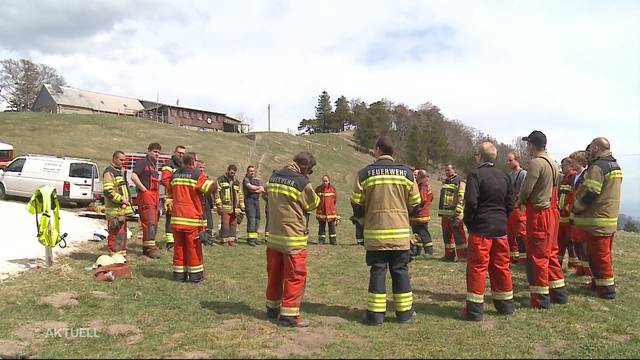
[176,98,180,106]
[268,104,271,133]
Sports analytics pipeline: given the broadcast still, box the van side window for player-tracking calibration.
[69,163,94,179]
[5,158,25,172]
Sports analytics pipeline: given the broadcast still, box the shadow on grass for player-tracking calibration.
[69,252,99,262]
[200,301,266,320]
[302,302,362,322]
[140,268,174,280]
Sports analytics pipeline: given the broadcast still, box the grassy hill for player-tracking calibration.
[0,112,639,358]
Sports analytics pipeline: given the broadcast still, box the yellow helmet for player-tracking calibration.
[93,254,115,269]
[110,253,127,264]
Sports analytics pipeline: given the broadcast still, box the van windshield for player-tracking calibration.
[69,163,96,179]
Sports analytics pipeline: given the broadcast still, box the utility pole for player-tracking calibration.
[268,104,271,133]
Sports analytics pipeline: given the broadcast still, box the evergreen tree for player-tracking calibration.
[315,91,333,133]
[624,221,638,233]
[332,95,352,132]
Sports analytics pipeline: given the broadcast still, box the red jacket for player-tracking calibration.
[559,169,577,223]
[315,184,337,222]
[167,166,215,230]
[410,180,433,224]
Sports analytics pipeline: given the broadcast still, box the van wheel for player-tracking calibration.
[76,201,92,208]
[0,183,6,200]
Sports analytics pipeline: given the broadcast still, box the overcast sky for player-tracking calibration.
[1,0,639,214]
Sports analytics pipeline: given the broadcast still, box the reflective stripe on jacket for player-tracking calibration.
[438,174,465,217]
[103,164,134,219]
[315,183,337,221]
[351,155,421,251]
[571,152,622,236]
[214,175,245,214]
[168,166,215,230]
[267,161,320,254]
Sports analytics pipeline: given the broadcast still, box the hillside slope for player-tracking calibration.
[0,112,413,239]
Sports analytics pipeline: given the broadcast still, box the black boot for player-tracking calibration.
[266,307,280,320]
[278,316,309,328]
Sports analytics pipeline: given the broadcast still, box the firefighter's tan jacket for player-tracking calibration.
[214,174,245,214]
[103,164,134,219]
[266,161,320,254]
[571,152,622,236]
[438,174,465,217]
[350,155,421,251]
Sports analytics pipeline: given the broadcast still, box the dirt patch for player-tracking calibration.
[270,326,336,357]
[610,334,631,342]
[171,332,184,340]
[87,320,105,330]
[532,340,568,358]
[14,321,69,345]
[0,340,28,358]
[107,324,143,345]
[589,302,610,312]
[90,291,116,300]
[166,350,216,359]
[41,292,79,309]
[211,318,243,332]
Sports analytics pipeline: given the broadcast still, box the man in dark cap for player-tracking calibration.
[517,131,568,309]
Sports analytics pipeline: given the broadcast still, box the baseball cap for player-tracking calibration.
[522,130,547,147]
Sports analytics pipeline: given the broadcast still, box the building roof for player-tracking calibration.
[42,84,144,114]
[139,99,227,116]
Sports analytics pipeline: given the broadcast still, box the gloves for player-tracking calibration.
[164,198,174,212]
[199,230,213,244]
[236,212,244,224]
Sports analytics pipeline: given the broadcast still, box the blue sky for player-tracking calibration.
[1,0,639,215]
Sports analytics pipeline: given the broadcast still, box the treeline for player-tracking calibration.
[298,91,514,172]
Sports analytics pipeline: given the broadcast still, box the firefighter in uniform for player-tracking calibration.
[160,145,185,250]
[506,152,528,265]
[558,157,578,270]
[438,163,467,261]
[197,160,216,245]
[167,152,215,283]
[351,136,421,325]
[265,152,320,327]
[410,170,434,256]
[518,131,568,309]
[569,150,591,276]
[214,164,245,246]
[131,142,162,259]
[316,175,338,245]
[243,165,264,247]
[462,142,515,321]
[103,150,134,256]
[571,137,622,299]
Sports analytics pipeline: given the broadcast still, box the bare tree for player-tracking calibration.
[0,58,66,111]
[511,136,532,169]
[233,112,254,132]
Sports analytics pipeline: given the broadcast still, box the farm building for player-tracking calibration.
[31,85,247,132]
[138,100,244,133]
[31,84,144,116]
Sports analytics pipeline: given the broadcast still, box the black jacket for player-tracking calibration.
[463,162,515,237]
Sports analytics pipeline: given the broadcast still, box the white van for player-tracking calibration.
[0,154,101,206]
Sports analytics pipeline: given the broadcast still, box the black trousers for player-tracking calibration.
[411,223,432,247]
[366,250,414,321]
[318,220,337,243]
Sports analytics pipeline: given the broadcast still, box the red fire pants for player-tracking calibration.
[464,233,514,320]
[586,232,616,299]
[571,226,592,276]
[172,227,204,282]
[558,222,578,269]
[137,190,159,250]
[525,202,568,309]
[107,217,127,256]
[220,212,237,244]
[507,208,527,264]
[265,247,307,318]
[441,216,467,259]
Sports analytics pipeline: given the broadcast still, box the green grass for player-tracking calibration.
[1,113,639,358]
